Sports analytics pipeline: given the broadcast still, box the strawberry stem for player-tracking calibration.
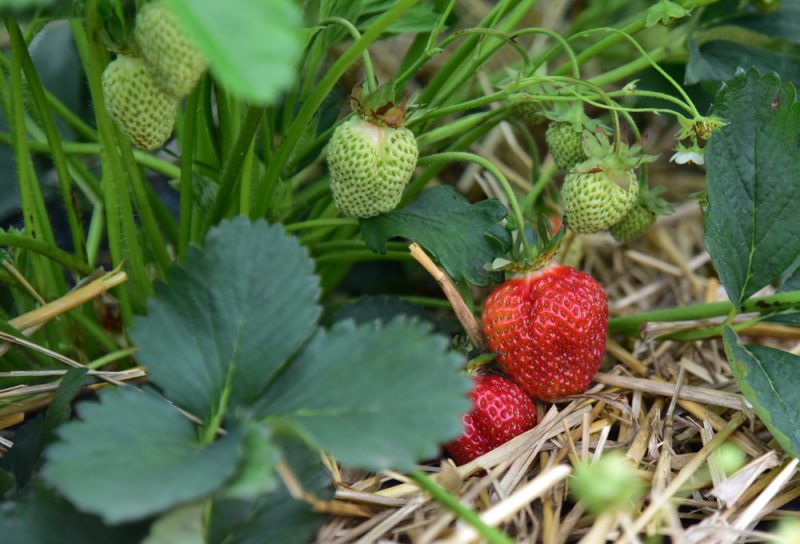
[320,17,378,93]
[609,290,800,336]
[410,470,515,544]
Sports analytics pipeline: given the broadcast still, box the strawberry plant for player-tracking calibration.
[0,0,798,541]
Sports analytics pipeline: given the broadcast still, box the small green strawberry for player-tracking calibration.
[562,132,656,234]
[135,1,206,98]
[610,186,671,242]
[510,91,549,125]
[102,55,178,150]
[544,102,603,172]
[328,117,417,218]
[569,451,645,515]
[609,204,654,242]
[546,121,585,171]
[327,84,418,218]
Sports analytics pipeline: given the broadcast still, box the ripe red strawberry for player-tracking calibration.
[445,374,537,465]
[481,265,608,401]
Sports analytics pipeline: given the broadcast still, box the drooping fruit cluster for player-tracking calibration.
[445,374,537,465]
[102,56,178,151]
[562,132,655,234]
[102,0,207,149]
[327,87,418,218]
[134,1,207,99]
[481,265,608,401]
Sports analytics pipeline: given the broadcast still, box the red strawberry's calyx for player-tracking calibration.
[485,214,566,275]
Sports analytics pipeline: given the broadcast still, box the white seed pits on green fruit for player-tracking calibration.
[328,118,418,218]
[562,170,638,234]
[102,55,178,150]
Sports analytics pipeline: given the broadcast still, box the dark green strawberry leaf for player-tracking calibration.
[254,317,471,472]
[0,484,148,544]
[42,387,244,523]
[164,0,303,105]
[686,39,800,90]
[130,218,320,421]
[779,255,800,292]
[210,437,330,544]
[723,327,800,458]
[361,186,511,286]
[704,69,800,307]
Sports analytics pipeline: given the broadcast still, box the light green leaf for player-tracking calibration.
[723,327,800,458]
[210,437,330,544]
[130,218,320,421]
[361,186,512,286]
[645,0,690,27]
[223,424,278,500]
[143,504,204,544]
[164,0,303,104]
[255,318,471,472]
[704,69,800,307]
[42,387,244,523]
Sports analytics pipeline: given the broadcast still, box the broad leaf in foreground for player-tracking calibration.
[704,69,800,307]
[255,318,471,472]
[42,387,243,523]
[723,327,800,459]
[131,218,320,421]
[361,186,511,285]
[0,484,147,544]
[164,0,303,104]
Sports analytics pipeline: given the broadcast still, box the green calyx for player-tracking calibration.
[574,130,657,188]
[485,215,565,274]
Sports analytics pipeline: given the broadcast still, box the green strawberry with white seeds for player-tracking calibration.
[562,132,656,234]
[609,204,654,242]
[102,55,178,150]
[328,117,417,218]
[135,1,206,98]
[610,186,671,242]
[546,121,585,171]
[327,85,418,218]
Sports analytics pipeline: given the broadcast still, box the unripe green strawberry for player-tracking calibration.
[569,451,644,515]
[511,97,547,125]
[609,203,655,242]
[546,122,586,171]
[563,170,638,234]
[135,1,206,98]
[102,55,178,150]
[327,116,418,218]
[562,131,656,234]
